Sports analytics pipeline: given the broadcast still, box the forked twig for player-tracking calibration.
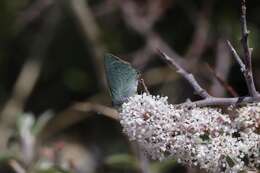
[157,0,260,107]
[227,39,258,97]
[158,50,260,107]
[225,0,258,98]
[239,0,258,97]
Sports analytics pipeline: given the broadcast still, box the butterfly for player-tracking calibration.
[104,54,139,108]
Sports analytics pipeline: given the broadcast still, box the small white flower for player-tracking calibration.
[119,94,260,173]
[235,103,260,131]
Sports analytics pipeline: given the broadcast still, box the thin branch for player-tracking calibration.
[158,50,260,107]
[225,0,259,98]
[139,78,150,94]
[226,40,246,72]
[158,50,211,99]
[240,0,258,97]
[240,0,251,67]
[207,64,238,97]
[191,96,260,107]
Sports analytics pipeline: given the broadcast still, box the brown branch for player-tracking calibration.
[240,0,258,97]
[158,50,211,99]
[113,0,260,107]
[207,64,238,97]
[139,78,150,94]
[158,50,260,107]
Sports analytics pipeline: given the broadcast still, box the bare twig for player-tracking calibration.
[226,40,258,97]
[240,0,251,66]
[192,96,260,107]
[158,50,260,107]
[158,50,211,99]
[226,40,246,72]
[240,0,258,97]
[224,0,259,98]
[207,64,238,97]
[139,78,150,94]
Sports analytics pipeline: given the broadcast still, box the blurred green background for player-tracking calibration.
[0,0,260,172]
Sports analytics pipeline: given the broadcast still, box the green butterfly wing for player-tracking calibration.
[104,54,139,107]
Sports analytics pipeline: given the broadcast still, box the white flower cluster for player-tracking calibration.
[119,94,260,173]
[234,103,260,132]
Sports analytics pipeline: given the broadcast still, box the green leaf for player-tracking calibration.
[104,54,139,107]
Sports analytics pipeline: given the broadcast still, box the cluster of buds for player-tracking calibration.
[119,93,260,173]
